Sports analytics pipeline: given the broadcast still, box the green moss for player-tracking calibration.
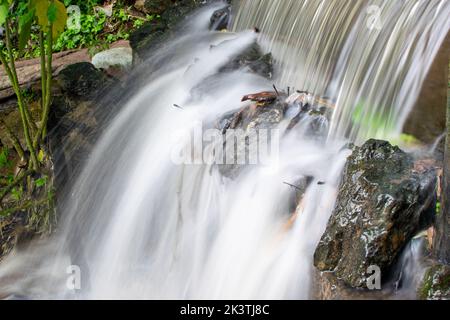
[419,264,450,300]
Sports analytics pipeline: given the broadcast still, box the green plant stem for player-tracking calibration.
[39,31,47,113]
[34,26,53,147]
[3,22,39,170]
[42,26,53,140]
[5,22,37,135]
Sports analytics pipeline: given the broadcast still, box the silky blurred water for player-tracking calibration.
[0,1,448,299]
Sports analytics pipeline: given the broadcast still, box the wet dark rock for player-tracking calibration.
[419,263,450,300]
[314,139,437,288]
[141,0,173,14]
[130,0,207,62]
[219,42,273,79]
[313,270,392,300]
[210,6,231,31]
[56,63,111,99]
[286,103,331,139]
[190,43,274,101]
[216,97,287,179]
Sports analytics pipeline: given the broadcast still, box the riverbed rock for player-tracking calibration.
[419,263,450,300]
[219,42,273,79]
[92,47,133,78]
[314,139,437,288]
[210,6,231,31]
[130,0,207,62]
[216,95,287,179]
[285,92,333,139]
[56,62,110,99]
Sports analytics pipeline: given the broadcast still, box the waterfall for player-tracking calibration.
[232,0,450,142]
[0,1,449,299]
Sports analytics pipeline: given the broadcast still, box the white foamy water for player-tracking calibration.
[0,1,448,299]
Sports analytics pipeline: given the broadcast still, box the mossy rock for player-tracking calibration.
[56,62,110,99]
[419,264,450,300]
[314,139,437,288]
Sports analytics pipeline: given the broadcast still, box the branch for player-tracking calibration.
[0,119,26,160]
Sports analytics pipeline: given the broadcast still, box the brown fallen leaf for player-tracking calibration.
[241,91,278,103]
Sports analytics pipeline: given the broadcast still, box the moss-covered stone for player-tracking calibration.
[314,139,437,288]
[56,62,110,99]
[419,263,450,300]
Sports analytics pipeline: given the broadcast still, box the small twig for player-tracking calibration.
[273,84,280,97]
[0,119,26,160]
[283,181,303,191]
[173,104,184,110]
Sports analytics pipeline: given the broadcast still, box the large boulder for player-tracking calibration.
[50,63,116,177]
[314,139,437,288]
[56,62,111,99]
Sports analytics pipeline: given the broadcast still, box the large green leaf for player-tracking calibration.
[18,8,35,53]
[48,0,67,39]
[0,2,8,26]
[33,0,50,29]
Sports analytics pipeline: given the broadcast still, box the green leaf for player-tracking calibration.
[18,9,35,53]
[35,176,47,188]
[37,149,45,163]
[0,3,8,26]
[0,147,9,169]
[33,0,50,29]
[48,0,67,39]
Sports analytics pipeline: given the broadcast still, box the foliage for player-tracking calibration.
[0,0,64,225]
[352,101,396,138]
[0,147,11,169]
[2,1,158,58]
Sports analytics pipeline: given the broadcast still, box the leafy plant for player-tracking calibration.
[0,147,11,169]
[1,0,68,171]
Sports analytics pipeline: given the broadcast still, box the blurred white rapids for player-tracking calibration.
[233,0,450,142]
[0,2,448,299]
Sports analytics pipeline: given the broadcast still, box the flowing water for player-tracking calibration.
[0,1,449,299]
[233,0,450,142]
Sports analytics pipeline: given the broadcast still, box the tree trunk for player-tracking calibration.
[434,63,450,264]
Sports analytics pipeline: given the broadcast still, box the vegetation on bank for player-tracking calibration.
[0,0,66,232]
[2,0,158,59]
[0,0,154,229]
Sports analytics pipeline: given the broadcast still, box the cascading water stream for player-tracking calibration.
[233,0,450,142]
[0,1,448,299]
